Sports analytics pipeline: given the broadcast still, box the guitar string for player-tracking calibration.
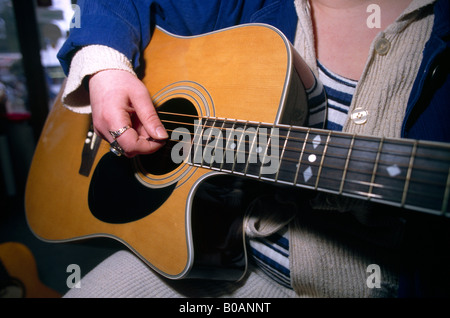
[118,110,449,202]
[138,135,446,205]
[154,117,450,186]
[155,116,450,177]
[157,112,450,164]
[140,125,448,200]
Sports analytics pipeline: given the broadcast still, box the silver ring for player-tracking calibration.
[109,125,130,139]
[110,140,124,157]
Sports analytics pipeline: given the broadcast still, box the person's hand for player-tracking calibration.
[88,69,168,157]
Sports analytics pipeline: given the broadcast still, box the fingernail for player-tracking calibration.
[156,126,168,139]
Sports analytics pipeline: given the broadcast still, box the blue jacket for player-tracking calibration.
[58,0,450,143]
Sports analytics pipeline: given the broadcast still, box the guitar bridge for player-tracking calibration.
[79,124,101,177]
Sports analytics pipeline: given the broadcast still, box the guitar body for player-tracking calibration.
[0,242,60,298]
[25,24,306,280]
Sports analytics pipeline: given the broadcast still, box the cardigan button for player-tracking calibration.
[375,37,391,56]
[430,64,442,82]
[350,108,368,124]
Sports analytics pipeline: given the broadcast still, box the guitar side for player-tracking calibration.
[25,24,303,280]
[0,242,60,298]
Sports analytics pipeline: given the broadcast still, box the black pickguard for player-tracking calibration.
[88,153,176,224]
[88,97,198,224]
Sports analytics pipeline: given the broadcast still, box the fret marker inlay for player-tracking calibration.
[313,135,321,149]
[303,166,313,182]
[386,164,401,177]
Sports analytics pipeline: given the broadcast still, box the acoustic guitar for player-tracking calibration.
[0,242,60,298]
[25,24,450,281]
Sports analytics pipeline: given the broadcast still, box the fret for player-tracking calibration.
[243,123,260,177]
[210,118,226,169]
[232,121,254,175]
[277,127,309,184]
[201,117,218,168]
[257,127,272,179]
[314,131,331,190]
[203,118,226,170]
[274,126,292,182]
[342,136,381,199]
[339,134,355,194]
[368,137,384,198]
[218,119,237,172]
[401,141,417,207]
[371,139,416,205]
[404,141,450,215]
[219,120,237,172]
[216,118,229,170]
[258,126,281,178]
[314,131,349,192]
[293,128,310,185]
[294,129,329,188]
[189,118,207,165]
[219,119,250,174]
[244,124,266,178]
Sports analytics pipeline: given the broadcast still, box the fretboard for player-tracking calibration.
[179,117,450,217]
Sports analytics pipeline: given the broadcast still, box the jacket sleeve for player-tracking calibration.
[57,0,151,74]
[401,0,450,142]
[57,0,284,75]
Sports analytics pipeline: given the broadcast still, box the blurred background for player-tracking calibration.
[0,0,122,298]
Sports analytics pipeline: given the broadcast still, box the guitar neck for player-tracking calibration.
[179,117,450,217]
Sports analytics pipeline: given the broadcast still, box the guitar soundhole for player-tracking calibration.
[88,98,198,224]
[88,153,177,224]
[138,98,198,175]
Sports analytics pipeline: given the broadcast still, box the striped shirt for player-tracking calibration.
[248,61,357,289]
[317,61,358,131]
